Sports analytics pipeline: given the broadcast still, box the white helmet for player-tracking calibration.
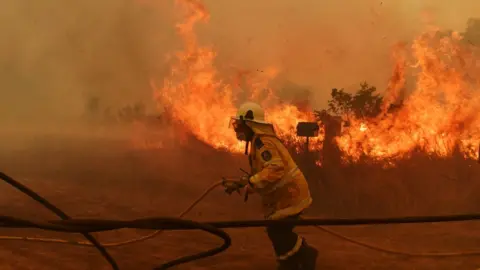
[230,101,270,143]
[233,101,269,124]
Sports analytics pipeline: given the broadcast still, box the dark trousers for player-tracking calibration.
[266,214,301,258]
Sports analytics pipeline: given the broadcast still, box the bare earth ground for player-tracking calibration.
[0,134,480,270]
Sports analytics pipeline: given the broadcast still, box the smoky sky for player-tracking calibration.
[0,0,479,127]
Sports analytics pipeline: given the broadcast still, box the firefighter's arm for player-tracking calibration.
[249,137,286,191]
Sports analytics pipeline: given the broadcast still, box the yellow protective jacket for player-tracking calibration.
[247,123,313,220]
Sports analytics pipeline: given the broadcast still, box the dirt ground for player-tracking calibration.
[0,133,480,270]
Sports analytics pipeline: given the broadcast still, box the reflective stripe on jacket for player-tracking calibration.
[248,123,312,220]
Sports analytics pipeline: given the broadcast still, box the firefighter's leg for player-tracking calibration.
[295,238,318,270]
[266,215,303,270]
[266,215,318,270]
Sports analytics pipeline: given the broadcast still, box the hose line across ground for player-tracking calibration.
[2,172,480,270]
[0,180,225,247]
[0,173,230,270]
[0,172,119,270]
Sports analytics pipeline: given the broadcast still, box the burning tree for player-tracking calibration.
[462,18,480,46]
[325,82,383,119]
[153,0,480,165]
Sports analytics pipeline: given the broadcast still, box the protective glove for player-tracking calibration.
[222,174,253,195]
[239,175,255,202]
[238,174,250,186]
[222,179,246,195]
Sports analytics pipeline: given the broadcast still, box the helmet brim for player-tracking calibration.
[230,116,270,126]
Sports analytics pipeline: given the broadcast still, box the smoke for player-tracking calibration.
[0,0,175,130]
[0,0,478,130]
[199,0,480,108]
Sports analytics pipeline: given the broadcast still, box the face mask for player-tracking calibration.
[229,117,254,142]
[236,132,246,141]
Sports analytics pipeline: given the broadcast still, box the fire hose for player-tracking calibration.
[2,172,480,270]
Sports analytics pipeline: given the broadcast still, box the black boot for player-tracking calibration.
[276,257,301,270]
[276,240,317,270]
[297,240,318,270]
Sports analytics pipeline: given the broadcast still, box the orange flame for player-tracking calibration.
[155,1,478,166]
[336,30,480,163]
[155,0,240,151]
[155,0,322,155]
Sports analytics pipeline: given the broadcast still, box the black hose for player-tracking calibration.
[142,219,231,270]
[37,214,480,232]
[200,214,480,228]
[0,172,231,270]
[4,171,480,269]
[0,172,119,270]
[0,215,231,269]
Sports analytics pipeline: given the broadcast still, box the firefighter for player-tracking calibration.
[228,101,318,270]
